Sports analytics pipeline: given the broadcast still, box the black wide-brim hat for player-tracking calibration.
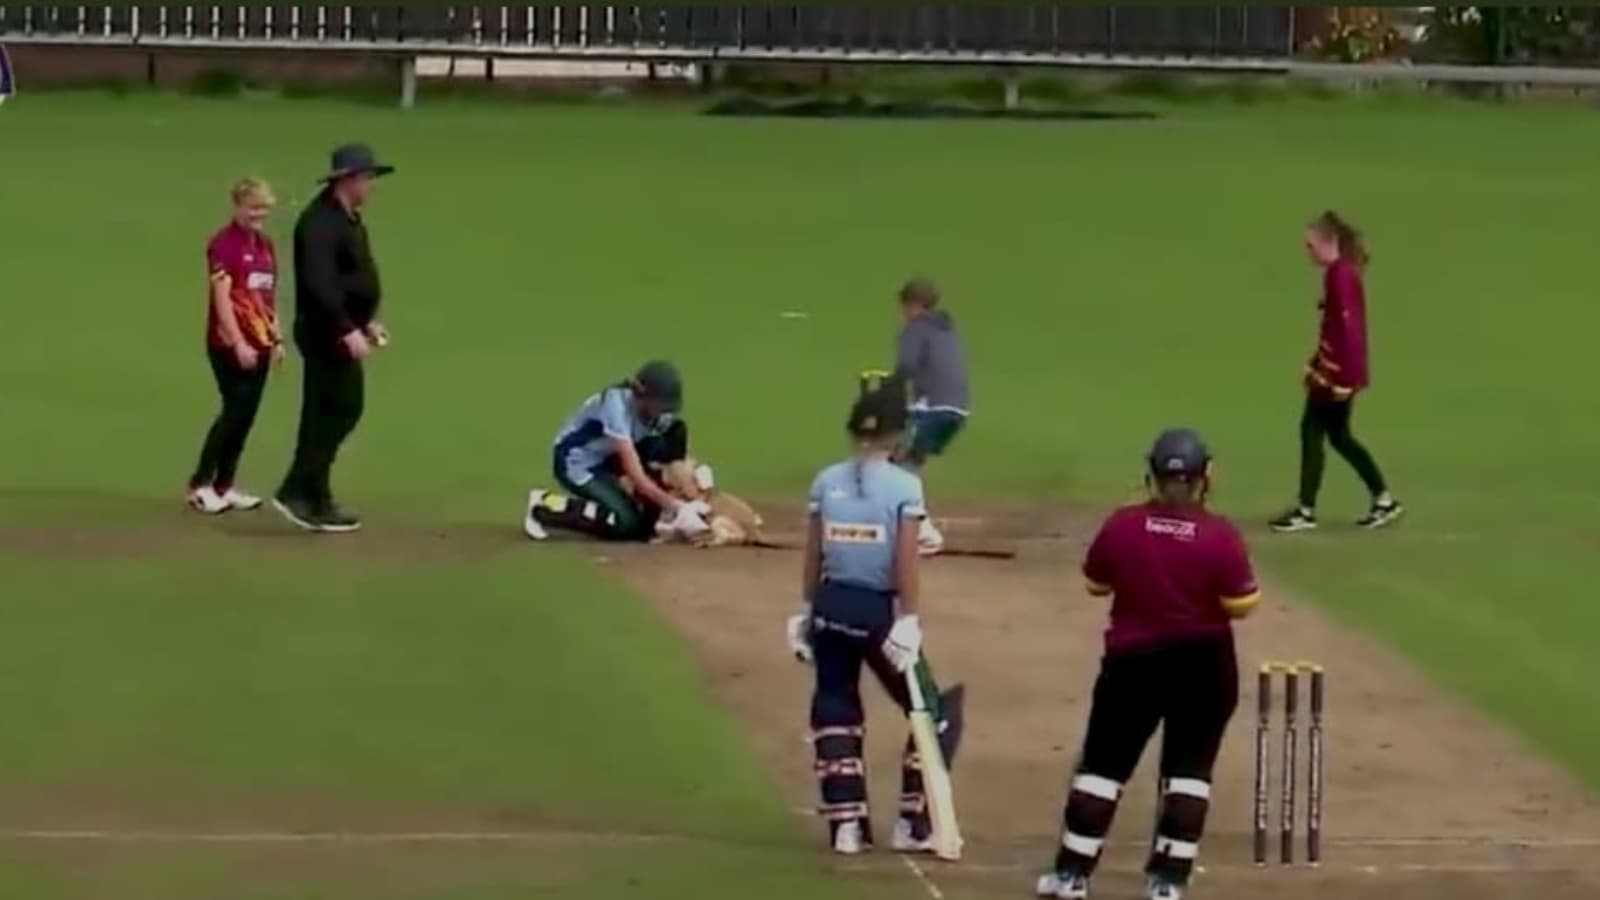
[320,142,396,183]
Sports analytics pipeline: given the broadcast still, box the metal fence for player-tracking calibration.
[0,5,1296,61]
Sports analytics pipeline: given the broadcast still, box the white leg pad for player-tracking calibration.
[1164,778,1212,800]
[1071,774,1123,802]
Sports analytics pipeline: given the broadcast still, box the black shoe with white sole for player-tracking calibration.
[1357,500,1405,530]
[272,494,322,532]
[317,506,363,534]
[1269,507,1318,533]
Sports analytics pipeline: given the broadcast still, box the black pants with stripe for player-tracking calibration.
[190,349,268,491]
[1054,635,1238,886]
[1299,393,1388,509]
[809,582,930,841]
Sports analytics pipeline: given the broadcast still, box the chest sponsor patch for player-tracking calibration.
[824,522,887,544]
[245,272,276,291]
[1144,516,1197,541]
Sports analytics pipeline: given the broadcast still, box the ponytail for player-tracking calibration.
[1313,210,1369,267]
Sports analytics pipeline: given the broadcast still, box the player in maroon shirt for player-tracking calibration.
[1036,429,1258,900]
[1270,211,1403,533]
[186,178,282,515]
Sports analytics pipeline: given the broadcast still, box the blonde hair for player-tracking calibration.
[230,177,276,207]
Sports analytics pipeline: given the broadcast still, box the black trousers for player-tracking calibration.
[1078,637,1238,787]
[1298,393,1388,508]
[1054,636,1238,887]
[279,350,364,510]
[190,349,269,491]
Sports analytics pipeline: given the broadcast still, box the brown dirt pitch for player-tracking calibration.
[617,506,1600,900]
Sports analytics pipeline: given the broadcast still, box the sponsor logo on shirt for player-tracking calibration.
[1144,516,1197,541]
[246,272,276,291]
[824,522,887,544]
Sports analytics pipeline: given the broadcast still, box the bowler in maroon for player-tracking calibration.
[1270,210,1403,534]
[1036,428,1258,900]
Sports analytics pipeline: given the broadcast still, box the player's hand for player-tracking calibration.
[341,330,372,360]
[786,613,814,664]
[270,344,286,365]
[882,615,923,672]
[233,343,261,370]
[367,322,390,348]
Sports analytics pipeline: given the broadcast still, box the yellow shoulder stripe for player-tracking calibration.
[1222,592,1261,616]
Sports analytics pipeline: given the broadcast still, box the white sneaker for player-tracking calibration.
[1145,878,1183,900]
[917,518,945,557]
[891,818,936,854]
[1036,872,1091,899]
[186,486,229,515]
[219,488,263,511]
[523,490,549,541]
[832,820,866,856]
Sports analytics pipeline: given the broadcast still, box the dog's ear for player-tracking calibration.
[660,460,701,499]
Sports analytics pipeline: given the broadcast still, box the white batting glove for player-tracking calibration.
[882,615,923,672]
[786,613,814,663]
[670,501,712,538]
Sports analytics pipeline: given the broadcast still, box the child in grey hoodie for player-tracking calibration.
[893,278,970,555]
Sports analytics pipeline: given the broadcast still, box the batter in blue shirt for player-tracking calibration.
[786,375,966,857]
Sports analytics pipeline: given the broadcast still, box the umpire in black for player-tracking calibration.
[272,144,394,534]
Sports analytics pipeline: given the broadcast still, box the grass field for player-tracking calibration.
[2,88,1599,897]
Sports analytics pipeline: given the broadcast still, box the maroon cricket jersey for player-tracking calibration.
[205,223,279,352]
[1305,258,1369,396]
[1082,502,1260,656]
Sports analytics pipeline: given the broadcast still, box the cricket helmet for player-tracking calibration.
[848,374,910,439]
[632,360,683,413]
[1146,427,1212,480]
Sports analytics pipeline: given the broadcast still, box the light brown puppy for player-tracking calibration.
[658,458,765,547]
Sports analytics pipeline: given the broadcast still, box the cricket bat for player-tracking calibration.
[906,658,963,861]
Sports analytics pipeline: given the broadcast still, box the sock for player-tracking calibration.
[1375,491,1394,507]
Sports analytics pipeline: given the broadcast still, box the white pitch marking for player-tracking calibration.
[900,855,945,900]
[870,858,1600,877]
[778,311,809,319]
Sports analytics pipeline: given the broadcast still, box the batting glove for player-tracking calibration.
[786,613,814,663]
[669,501,712,538]
[882,615,923,672]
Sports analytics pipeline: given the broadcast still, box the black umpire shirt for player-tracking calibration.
[292,188,381,357]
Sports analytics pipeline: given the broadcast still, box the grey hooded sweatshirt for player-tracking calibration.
[894,310,970,415]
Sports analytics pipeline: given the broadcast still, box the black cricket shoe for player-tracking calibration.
[317,506,363,534]
[1269,507,1318,534]
[1357,499,1405,530]
[272,494,322,532]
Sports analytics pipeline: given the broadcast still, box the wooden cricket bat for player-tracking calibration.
[906,659,963,861]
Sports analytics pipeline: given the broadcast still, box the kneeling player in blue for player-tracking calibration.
[1036,429,1259,900]
[786,376,966,856]
[523,360,708,542]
